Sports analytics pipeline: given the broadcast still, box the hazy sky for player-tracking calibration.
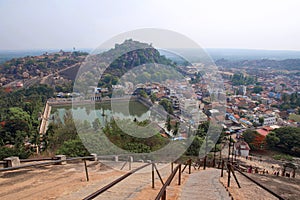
[1,0,300,50]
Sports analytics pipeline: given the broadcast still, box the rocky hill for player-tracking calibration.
[0,51,87,86]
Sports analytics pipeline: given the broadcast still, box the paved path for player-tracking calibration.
[179,168,231,200]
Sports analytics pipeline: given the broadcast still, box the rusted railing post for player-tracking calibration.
[128,156,132,170]
[152,163,155,188]
[227,163,231,187]
[228,135,231,163]
[230,165,241,188]
[155,164,181,200]
[154,164,165,186]
[84,159,89,182]
[188,159,191,174]
[231,144,234,164]
[221,160,224,177]
[203,156,207,170]
[178,164,181,185]
[171,162,174,173]
[162,190,166,200]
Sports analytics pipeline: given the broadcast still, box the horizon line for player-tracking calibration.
[1,47,300,52]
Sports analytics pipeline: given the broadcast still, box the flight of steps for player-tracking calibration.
[59,162,171,200]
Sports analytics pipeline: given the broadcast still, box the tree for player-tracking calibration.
[242,130,262,150]
[282,93,290,104]
[56,138,89,157]
[253,86,263,94]
[159,98,173,114]
[139,90,148,98]
[0,146,31,160]
[46,110,77,152]
[258,117,264,125]
[268,127,300,156]
[1,107,32,145]
[196,121,209,138]
[266,132,280,148]
[173,121,179,136]
[150,93,157,103]
[185,136,204,156]
[123,142,151,153]
[166,115,171,132]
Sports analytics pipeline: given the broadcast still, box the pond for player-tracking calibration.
[51,101,151,126]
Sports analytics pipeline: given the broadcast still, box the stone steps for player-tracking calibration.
[59,163,171,200]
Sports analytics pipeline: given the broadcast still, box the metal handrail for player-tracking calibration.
[155,163,181,200]
[233,165,286,200]
[19,157,58,162]
[0,156,93,172]
[83,163,151,200]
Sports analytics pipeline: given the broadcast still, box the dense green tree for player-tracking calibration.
[253,86,263,93]
[0,146,31,160]
[56,138,89,157]
[231,73,255,86]
[173,121,179,136]
[265,132,280,148]
[258,117,264,125]
[102,118,168,153]
[123,142,151,153]
[196,121,209,138]
[139,90,148,98]
[159,98,173,114]
[185,136,204,156]
[166,115,171,132]
[242,129,264,150]
[46,110,77,152]
[266,127,300,156]
[150,93,157,103]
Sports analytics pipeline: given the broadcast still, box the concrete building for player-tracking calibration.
[234,141,250,157]
[238,85,247,96]
[179,98,199,115]
[263,115,277,126]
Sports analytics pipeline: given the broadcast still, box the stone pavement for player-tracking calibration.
[178,168,231,200]
[58,162,171,200]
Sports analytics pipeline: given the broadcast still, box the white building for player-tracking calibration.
[238,85,247,96]
[234,141,250,157]
[179,98,199,114]
[263,115,277,126]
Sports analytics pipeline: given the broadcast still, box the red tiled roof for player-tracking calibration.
[256,129,269,137]
[262,126,274,131]
[234,114,240,119]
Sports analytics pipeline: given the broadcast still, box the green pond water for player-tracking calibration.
[51,101,150,125]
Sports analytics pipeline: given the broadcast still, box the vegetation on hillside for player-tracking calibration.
[242,129,266,150]
[0,51,87,85]
[216,58,300,71]
[231,73,256,86]
[0,85,54,159]
[76,39,178,97]
[266,127,300,156]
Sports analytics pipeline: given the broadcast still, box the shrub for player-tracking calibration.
[0,146,31,160]
[56,139,89,157]
[273,154,293,161]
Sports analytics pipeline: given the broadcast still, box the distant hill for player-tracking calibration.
[0,40,176,88]
[206,48,300,61]
[2,45,299,87]
[81,39,177,91]
[215,58,300,70]
[0,51,87,85]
